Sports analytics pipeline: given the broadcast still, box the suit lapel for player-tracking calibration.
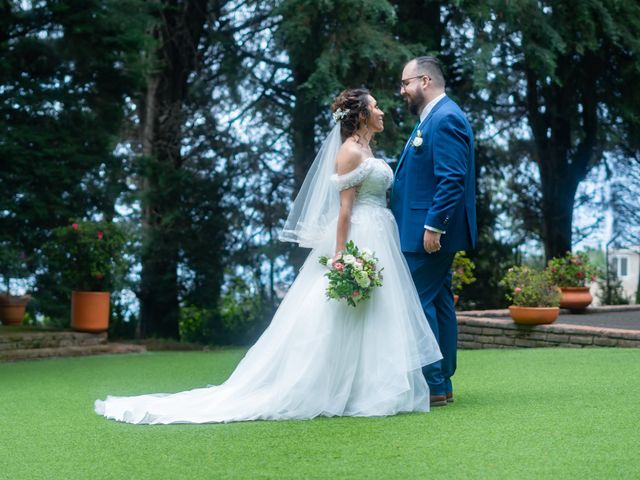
[395,96,450,176]
[395,123,418,175]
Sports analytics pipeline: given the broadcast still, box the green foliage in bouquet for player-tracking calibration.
[451,251,477,294]
[500,265,561,307]
[319,240,383,307]
[548,251,598,287]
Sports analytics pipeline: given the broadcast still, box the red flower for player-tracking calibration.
[72,223,79,230]
[97,231,104,240]
[576,271,584,278]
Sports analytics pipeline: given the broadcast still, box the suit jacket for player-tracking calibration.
[391,96,477,253]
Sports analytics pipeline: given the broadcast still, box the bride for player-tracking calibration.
[95,88,442,424]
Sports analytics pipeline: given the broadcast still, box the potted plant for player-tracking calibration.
[0,245,32,326]
[451,251,476,305]
[548,251,598,312]
[43,220,128,332]
[500,265,562,324]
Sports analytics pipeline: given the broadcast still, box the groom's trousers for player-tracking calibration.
[403,250,457,396]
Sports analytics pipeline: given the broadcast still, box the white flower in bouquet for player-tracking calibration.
[343,254,356,265]
[354,270,371,288]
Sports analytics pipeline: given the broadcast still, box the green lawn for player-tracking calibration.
[1,348,639,479]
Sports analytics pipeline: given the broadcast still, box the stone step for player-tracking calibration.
[0,330,107,350]
[0,343,146,362]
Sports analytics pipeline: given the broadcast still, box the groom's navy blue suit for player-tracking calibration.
[391,95,477,397]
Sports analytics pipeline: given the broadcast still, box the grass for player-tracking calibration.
[1,348,639,479]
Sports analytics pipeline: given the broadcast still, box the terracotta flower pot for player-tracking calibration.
[508,306,560,325]
[559,287,593,312]
[71,291,110,332]
[0,294,31,326]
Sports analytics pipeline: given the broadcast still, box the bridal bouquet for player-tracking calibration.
[318,241,383,307]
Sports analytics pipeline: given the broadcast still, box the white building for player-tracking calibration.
[610,246,640,304]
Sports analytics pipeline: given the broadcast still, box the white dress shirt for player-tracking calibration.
[420,92,446,123]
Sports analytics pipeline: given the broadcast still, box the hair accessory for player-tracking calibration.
[332,108,350,123]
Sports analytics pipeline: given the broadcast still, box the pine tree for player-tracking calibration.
[0,0,149,321]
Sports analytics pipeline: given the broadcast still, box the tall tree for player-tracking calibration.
[276,0,407,192]
[0,0,149,320]
[459,0,640,260]
[136,0,213,339]
[136,0,271,339]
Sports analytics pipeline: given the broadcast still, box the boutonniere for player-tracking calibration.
[411,130,423,148]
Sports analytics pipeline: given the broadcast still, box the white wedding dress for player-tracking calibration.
[95,157,442,424]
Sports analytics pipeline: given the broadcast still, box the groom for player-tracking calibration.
[391,56,477,407]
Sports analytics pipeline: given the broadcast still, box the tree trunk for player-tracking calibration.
[526,61,596,262]
[138,0,209,339]
[539,164,580,261]
[291,95,320,195]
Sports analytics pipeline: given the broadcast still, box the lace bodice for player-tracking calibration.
[330,158,393,208]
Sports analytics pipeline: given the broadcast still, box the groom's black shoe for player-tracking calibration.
[430,395,448,407]
[446,392,454,403]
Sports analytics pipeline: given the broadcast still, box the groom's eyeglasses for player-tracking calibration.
[400,75,431,89]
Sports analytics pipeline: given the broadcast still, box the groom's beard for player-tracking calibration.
[407,90,426,116]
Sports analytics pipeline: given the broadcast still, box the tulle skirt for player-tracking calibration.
[95,203,442,424]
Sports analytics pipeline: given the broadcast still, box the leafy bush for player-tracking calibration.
[178,275,272,345]
[43,220,129,292]
[451,251,477,294]
[500,265,561,307]
[548,251,598,287]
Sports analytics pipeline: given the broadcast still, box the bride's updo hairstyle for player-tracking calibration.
[331,88,370,142]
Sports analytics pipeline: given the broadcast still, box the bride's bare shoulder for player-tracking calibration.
[335,140,364,175]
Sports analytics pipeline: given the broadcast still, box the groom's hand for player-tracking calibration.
[423,230,442,254]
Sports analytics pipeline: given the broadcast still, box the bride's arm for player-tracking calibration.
[334,145,362,256]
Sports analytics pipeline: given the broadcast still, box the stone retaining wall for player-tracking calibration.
[457,315,640,349]
[0,331,107,351]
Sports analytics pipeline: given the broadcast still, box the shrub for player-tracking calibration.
[500,266,561,307]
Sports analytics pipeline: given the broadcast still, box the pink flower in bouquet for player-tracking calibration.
[334,262,344,271]
[352,291,360,298]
